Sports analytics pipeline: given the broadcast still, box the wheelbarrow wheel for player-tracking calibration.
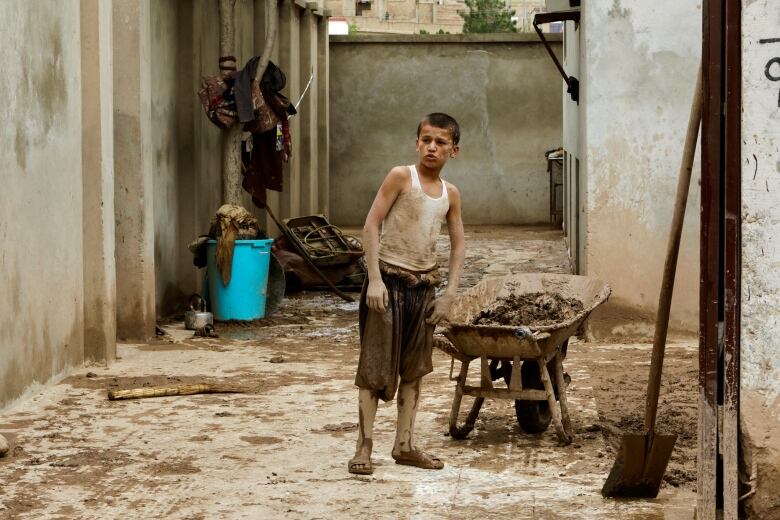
[514,360,552,433]
[515,400,552,434]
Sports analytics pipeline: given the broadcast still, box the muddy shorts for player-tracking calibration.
[354,265,439,402]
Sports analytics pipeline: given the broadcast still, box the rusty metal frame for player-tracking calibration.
[721,0,742,520]
[533,11,580,103]
[722,0,742,516]
[699,1,721,514]
[700,0,741,516]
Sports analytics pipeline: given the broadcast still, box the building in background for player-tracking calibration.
[325,0,546,34]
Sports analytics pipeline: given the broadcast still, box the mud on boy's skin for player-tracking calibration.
[348,113,466,475]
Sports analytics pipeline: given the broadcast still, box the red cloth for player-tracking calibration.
[241,129,284,208]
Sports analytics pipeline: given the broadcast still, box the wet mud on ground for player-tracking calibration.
[0,226,696,519]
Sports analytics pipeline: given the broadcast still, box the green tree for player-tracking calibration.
[458,0,517,34]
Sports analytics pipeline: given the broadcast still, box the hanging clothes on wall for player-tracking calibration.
[236,57,296,209]
[242,128,284,208]
[235,59,287,123]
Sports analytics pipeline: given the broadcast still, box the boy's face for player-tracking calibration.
[416,123,459,170]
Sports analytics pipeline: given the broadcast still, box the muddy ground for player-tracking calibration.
[0,226,697,519]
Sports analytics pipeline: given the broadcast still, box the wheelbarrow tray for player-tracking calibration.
[444,273,611,360]
[441,273,611,444]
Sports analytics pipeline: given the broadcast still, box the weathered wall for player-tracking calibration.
[151,0,259,315]
[329,33,563,226]
[0,0,329,405]
[741,1,780,516]
[561,19,584,273]
[81,0,117,362]
[0,2,86,405]
[113,0,156,340]
[142,0,331,317]
[581,2,702,337]
[150,0,199,315]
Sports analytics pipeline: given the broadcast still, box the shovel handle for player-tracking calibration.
[645,64,702,434]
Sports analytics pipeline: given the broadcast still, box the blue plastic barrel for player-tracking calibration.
[206,239,273,320]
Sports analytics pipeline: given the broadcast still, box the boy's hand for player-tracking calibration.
[366,280,389,312]
[426,294,454,325]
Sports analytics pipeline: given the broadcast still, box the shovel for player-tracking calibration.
[602,64,702,498]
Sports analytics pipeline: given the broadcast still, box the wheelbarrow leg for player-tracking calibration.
[554,351,573,438]
[449,359,483,439]
[537,357,572,445]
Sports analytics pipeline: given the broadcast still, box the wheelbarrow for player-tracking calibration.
[438,273,611,445]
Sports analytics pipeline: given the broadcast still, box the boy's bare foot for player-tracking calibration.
[348,439,374,475]
[391,448,444,470]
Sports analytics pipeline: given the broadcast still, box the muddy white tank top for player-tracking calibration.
[379,165,450,271]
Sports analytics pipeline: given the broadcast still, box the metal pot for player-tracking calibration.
[185,294,213,330]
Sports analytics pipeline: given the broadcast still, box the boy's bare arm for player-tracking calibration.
[362,167,408,311]
[427,183,465,325]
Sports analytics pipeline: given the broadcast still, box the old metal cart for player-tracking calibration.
[437,273,610,445]
[282,214,364,267]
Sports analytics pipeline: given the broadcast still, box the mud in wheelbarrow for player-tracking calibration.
[438,273,610,445]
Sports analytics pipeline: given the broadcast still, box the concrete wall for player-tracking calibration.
[113,0,156,340]
[0,1,109,407]
[561,19,584,274]
[1,0,329,405]
[329,33,563,226]
[115,0,331,321]
[150,0,199,315]
[81,0,117,362]
[579,2,702,337]
[741,2,780,516]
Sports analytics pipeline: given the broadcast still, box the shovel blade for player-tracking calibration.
[601,434,677,498]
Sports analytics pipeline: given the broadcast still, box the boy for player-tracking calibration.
[348,113,465,475]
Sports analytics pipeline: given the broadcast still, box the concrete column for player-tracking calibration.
[112,0,156,340]
[299,6,319,215]
[740,2,780,517]
[81,0,117,361]
[279,0,302,219]
[316,12,330,215]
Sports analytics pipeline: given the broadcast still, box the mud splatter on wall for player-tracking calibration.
[578,1,702,337]
[740,2,780,516]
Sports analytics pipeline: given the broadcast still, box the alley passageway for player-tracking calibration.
[0,227,697,519]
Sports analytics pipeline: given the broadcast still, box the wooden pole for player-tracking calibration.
[108,383,246,401]
[645,64,703,435]
[219,0,242,205]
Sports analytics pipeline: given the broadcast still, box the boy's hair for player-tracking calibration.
[417,113,460,145]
